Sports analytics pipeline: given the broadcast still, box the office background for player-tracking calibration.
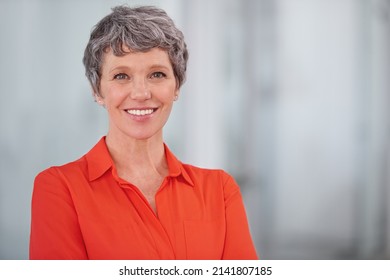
[0,0,389,259]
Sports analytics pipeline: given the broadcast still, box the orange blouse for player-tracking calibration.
[30,137,258,260]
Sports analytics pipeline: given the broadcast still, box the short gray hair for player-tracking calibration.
[83,5,189,95]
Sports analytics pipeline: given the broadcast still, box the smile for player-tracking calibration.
[126,108,155,116]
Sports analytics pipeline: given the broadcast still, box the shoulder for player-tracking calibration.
[34,137,108,186]
[181,163,240,193]
[182,163,230,181]
[34,156,88,188]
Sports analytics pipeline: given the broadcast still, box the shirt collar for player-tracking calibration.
[85,136,194,187]
[164,143,194,187]
[85,137,113,181]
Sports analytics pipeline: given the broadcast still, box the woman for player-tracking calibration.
[30,5,258,260]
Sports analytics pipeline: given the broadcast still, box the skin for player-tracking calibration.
[95,47,179,213]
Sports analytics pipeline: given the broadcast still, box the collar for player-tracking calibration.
[85,136,194,187]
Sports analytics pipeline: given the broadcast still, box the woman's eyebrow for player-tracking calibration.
[107,65,131,73]
[148,64,171,70]
[107,64,171,74]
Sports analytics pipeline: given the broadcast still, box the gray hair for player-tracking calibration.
[83,5,189,96]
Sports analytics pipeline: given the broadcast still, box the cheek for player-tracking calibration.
[101,84,128,105]
[157,85,178,101]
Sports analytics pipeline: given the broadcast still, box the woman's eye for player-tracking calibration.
[113,73,128,80]
[150,72,166,79]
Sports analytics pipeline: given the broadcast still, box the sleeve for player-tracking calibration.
[221,173,259,259]
[29,167,88,259]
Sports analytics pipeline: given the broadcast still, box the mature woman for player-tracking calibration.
[30,5,258,260]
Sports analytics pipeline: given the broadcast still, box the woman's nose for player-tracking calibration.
[129,78,151,100]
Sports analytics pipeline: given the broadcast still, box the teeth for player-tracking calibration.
[126,109,154,116]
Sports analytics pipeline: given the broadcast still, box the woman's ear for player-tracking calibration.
[174,89,180,101]
[94,93,105,107]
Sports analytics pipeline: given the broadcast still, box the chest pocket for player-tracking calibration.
[183,218,225,259]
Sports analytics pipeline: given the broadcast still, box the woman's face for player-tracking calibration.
[98,47,179,141]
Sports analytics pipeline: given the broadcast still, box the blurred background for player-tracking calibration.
[0,0,389,259]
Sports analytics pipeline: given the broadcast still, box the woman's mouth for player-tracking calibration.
[125,108,157,117]
[125,108,158,121]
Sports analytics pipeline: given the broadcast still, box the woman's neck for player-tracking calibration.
[105,131,168,179]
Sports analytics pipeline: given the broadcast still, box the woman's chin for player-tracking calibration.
[117,129,163,142]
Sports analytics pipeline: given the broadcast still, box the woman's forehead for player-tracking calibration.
[101,47,172,71]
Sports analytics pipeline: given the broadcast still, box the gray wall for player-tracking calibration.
[0,0,389,259]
